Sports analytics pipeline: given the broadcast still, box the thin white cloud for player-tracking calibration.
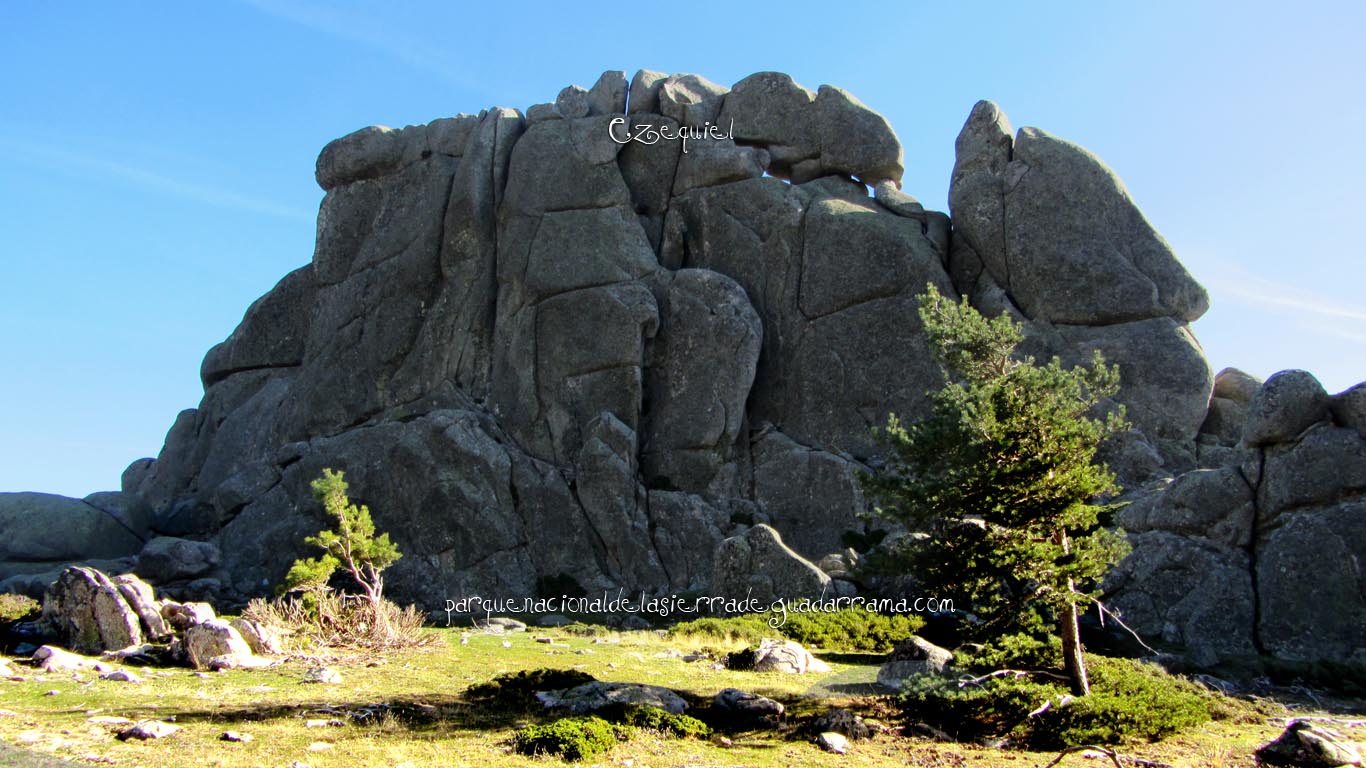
[238,0,484,93]
[1204,264,1366,334]
[1,137,312,221]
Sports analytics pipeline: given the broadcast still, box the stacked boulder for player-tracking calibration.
[39,565,278,670]
[1107,369,1366,665]
[1,71,1361,670]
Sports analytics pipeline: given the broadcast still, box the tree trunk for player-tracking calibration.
[1061,596,1090,696]
[1056,530,1091,696]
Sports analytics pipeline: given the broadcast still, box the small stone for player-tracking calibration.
[714,687,785,722]
[43,689,60,696]
[816,731,850,754]
[117,720,181,740]
[220,730,253,742]
[33,645,101,673]
[534,636,554,644]
[304,718,345,728]
[307,741,334,751]
[478,617,527,633]
[302,666,342,684]
[100,670,144,683]
[809,708,871,740]
[501,640,512,649]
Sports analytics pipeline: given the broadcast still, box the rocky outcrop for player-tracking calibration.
[1107,370,1366,666]
[5,72,1362,670]
[0,493,145,586]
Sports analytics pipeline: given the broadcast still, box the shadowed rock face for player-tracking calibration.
[7,72,1361,668]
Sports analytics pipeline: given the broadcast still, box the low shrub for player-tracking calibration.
[899,673,1064,742]
[559,622,613,638]
[897,655,1213,747]
[669,608,923,652]
[0,593,40,624]
[1029,657,1212,748]
[955,632,1062,672]
[616,704,711,739]
[241,592,433,651]
[668,614,772,646]
[465,668,597,710]
[781,608,923,652]
[511,716,626,761]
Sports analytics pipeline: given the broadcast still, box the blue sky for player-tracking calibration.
[2,2,1363,497]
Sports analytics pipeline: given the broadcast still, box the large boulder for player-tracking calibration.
[750,639,831,674]
[0,494,144,578]
[876,636,954,691]
[1243,370,1332,446]
[1331,381,1366,438]
[712,525,832,605]
[1256,500,1366,663]
[717,72,903,185]
[183,619,255,670]
[135,537,220,583]
[41,566,144,654]
[950,101,1207,326]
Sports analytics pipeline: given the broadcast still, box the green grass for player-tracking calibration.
[0,626,1356,767]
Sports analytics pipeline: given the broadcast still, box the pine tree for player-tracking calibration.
[863,284,1129,695]
[284,468,402,632]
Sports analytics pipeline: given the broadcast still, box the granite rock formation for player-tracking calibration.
[2,71,1362,669]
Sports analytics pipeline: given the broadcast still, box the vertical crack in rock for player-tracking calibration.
[20,72,1344,673]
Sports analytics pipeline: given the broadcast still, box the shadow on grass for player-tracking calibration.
[136,692,551,734]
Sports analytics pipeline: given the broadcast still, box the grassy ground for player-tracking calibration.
[0,626,1361,767]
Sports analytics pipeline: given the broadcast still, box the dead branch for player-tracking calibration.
[1094,599,1160,656]
[958,668,1071,688]
[1039,744,1175,768]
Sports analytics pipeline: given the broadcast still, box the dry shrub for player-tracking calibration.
[242,592,435,651]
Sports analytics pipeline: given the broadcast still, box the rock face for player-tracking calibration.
[6,72,1362,670]
[712,525,832,605]
[1107,370,1366,666]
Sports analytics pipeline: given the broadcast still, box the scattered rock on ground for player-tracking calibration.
[536,681,689,715]
[877,636,954,691]
[117,720,181,740]
[809,708,871,740]
[303,666,343,684]
[1256,719,1362,767]
[713,687,785,722]
[229,617,285,655]
[749,639,831,674]
[32,645,104,673]
[816,731,850,754]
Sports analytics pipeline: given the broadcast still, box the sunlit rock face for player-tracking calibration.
[10,71,1360,669]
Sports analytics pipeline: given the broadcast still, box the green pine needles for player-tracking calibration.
[284,468,402,624]
[863,284,1130,695]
